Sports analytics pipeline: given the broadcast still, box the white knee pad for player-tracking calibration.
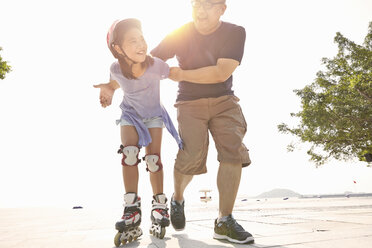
[144,154,163,173]
[118,145,140,166]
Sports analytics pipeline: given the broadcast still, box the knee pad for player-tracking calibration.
[144,154,163,173]
[117,145,141,166]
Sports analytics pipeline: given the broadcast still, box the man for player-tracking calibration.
[151,0,254,244]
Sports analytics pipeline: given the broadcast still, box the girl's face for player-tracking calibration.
[118,28,147,63]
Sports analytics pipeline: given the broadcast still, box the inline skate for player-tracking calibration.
[149,193,170,239]
[114,193,142,247]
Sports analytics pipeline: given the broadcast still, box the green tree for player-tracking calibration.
[0,47,12,80]
[278,22,372,166]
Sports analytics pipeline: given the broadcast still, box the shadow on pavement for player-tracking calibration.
[172,233,260,248]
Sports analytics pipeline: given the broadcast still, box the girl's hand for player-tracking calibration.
[93,82,116,108]
[169,67,183,82]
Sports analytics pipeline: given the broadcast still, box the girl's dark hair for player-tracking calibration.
[109,18,154,79]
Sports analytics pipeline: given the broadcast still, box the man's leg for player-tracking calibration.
[217,162,241,218]
[170,169,193,231]
[215,162,254,244]
[209,96,254,243]
[173,169,193,202]
[171,99,209,231]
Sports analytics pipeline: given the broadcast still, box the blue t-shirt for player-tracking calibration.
[110,57,169,118]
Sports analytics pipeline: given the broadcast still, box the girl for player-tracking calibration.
[94,18,182,246]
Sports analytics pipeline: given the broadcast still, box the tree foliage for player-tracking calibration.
[278,22,372,166]
[0,47,12,80]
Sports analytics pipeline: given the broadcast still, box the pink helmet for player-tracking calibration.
[106,19,120,50]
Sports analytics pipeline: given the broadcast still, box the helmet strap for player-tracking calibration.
[119,47,140,65]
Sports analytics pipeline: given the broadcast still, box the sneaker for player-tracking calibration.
[213,214,254,244]
[170,195,185,231]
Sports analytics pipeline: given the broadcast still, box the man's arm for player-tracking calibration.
[169,58,239,84]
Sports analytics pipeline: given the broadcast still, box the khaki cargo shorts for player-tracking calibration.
[174,95,251,175]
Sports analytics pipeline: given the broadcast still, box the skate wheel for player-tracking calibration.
[122,239,127,245]
[134,236,138,241]
[128,236,133,243]
[159,227,166,239]
[114,232,121,247]
[151,227,157,237]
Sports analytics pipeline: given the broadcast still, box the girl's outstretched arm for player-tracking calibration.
[93,80,120,108]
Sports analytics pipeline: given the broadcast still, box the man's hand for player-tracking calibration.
[93,81,118,108]
[169,67,183,82]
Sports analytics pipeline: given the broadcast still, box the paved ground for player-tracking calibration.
[1,197,372,248]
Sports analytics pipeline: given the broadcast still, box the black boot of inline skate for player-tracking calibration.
[149,193,170,239]
[114,193,142,247]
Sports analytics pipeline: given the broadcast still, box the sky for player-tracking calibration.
[0,0,371,208]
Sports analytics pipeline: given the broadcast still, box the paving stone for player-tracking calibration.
[1,197,371,248]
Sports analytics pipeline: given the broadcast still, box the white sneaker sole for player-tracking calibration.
[213,233,254,244]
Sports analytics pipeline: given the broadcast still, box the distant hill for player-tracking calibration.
[256,189,300,198]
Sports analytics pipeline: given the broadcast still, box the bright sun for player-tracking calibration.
[107,0,192,51]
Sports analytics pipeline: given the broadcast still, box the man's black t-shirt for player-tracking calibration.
[151,21,246,101]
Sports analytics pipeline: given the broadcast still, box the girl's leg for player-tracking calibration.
[120,125,139,193]
[146,128,163,195]
[146,128,170,239]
